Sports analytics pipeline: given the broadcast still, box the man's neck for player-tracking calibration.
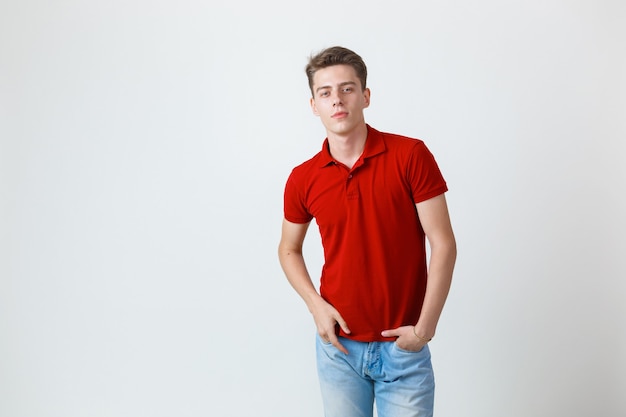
[327,123,368,169]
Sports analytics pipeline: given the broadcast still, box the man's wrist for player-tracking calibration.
[412,326,433,342]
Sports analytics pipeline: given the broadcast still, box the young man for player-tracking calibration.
[278,46,457,417]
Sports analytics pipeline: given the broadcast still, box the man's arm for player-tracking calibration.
[278,219,351,354]
[381,194,457,350]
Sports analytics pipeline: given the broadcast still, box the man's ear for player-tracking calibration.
[363,88,371,108]
[310,97,319,116]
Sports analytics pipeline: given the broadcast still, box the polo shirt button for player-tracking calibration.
[348,175,353,179]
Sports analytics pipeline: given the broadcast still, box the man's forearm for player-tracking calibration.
[278,248,323,310]
[414,240,457,339]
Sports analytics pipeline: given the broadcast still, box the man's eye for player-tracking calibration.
[343,87,353,93]
[320,91,329,97]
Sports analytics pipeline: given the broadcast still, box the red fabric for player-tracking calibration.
[284,125,448,342]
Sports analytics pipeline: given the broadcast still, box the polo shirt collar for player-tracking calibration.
[319,124,386,167]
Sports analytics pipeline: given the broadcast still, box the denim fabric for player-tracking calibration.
[316,334,435,417]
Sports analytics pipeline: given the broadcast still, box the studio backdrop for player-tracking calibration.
[1,1,624,416]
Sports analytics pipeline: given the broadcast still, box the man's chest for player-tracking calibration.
[304,162,413,229]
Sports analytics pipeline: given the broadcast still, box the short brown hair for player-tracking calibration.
[305,46,368,96]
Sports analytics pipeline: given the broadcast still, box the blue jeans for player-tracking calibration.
[316,334,435,417]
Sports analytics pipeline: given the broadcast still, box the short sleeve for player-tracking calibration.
[407,141,448,204]
[283,171,314,224]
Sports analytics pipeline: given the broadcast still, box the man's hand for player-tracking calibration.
[381,326,430,352]
[310,297,351,354]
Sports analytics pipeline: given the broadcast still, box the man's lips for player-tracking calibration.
[332,111,348,118]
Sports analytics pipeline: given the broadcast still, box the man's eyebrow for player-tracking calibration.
[315,81,357,93]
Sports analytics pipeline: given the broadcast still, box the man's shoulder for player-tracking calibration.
[377,129,425,149]
[366,129,426,163]
[286,148,327,186]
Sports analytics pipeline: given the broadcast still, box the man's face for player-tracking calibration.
[310,65,370,136]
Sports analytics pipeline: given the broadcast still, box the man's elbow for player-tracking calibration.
[278,241,303,259]
[431,234,457,263]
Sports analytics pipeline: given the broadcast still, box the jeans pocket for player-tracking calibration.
[316,333,334,347]
[393,342,426,354]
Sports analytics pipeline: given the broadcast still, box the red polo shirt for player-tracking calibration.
[284,125,448,342]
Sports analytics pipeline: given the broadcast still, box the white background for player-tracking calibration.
[1,1,625,416]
